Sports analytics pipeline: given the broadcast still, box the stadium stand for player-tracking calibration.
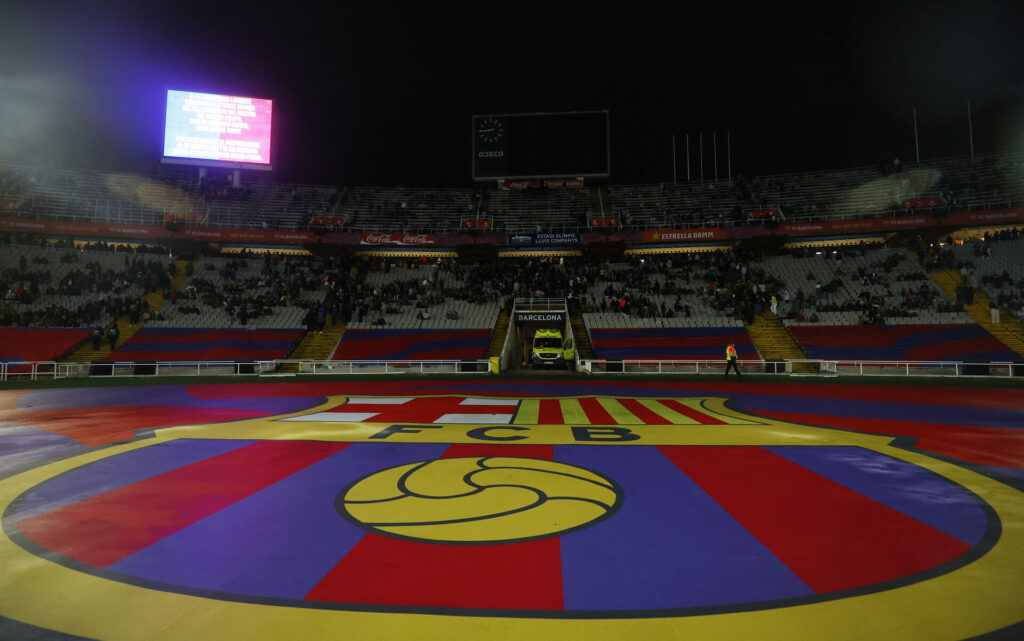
[483,188,591,232]
[3,151,1021,233]
[1,149,1022,370]
[789,323,1019,363]
[0,240,168,328]
[344,261,502,330]
[764,246,972,325]
[0,328,92,369]
[148,256,314,329]
[589,326,757,361]
[104,327,303,362]
[607,151,1024,230]
[339,187,477,232]
[334,329,491,361]
[573,253,761,361]
[948,233,1024,321]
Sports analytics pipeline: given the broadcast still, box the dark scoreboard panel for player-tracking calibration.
[472,111,610,181]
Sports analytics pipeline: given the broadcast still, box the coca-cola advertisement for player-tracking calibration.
[360,232,438,246]
[499,180,539,190]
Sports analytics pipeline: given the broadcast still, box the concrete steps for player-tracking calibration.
[64,260,186,364]
[63,316,143,363]
[745,311,816,373]
[928,268,1024,359]
[278,323,347,372]
[570,312,595,359]
[486,310,511,358]
[171,259,190,291]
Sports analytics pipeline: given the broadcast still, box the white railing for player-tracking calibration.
[0,358,1019,381]
[580,358,1021,377]
[0,359,493,381]
[0,361,58,380]
[270,360,491,375]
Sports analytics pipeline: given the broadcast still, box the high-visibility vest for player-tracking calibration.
[726,345,736,359]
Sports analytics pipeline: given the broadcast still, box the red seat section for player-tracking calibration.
[105,328,303,362]
[0,328,92,371]
[590,327,757,361]
[335,329,490,360]
[789,324,1020,362]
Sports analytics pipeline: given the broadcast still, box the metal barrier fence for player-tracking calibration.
[580,359,1023,377]
[1,358,1021,381]
[0,359,494,381]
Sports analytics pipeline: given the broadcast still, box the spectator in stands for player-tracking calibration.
[107,325,119,349]
[91,327,102,350]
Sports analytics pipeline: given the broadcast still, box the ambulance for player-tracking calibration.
[531,329,575,369]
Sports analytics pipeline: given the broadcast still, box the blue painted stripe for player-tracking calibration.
[16,439,254,520]
[556,445,811,610]
[733,393,1024,430]
[108,442,448,599]
[766,446,987,545]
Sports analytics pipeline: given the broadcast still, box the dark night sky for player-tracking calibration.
[1,1,1022,186]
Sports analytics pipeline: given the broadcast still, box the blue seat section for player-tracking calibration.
[790,324,1021,362]
[591,327,757,361]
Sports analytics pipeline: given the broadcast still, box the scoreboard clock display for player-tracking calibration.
[472,111,609,181]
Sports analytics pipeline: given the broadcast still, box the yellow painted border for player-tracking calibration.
[1,395,1022,640]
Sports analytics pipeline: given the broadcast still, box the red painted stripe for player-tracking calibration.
[304,533,563,610]
[441,444,554,460]
[579,397,617,424]
[19,440,347,567]
[614,398,670,424]
[659,399,727,425]
[659,446,972,593]
[307,442,561,608]
[753,410,1024,469]
[325,397,515,423]
[537,399,563,424]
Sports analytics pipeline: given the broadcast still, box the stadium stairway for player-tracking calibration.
[486,310,511,358]
[745,311,815,373]
[278,323,347,372]
[64,317,142,363]
[171,259,190,291]
[929,268,1024,359]
[63,262,184,364]
[570,311,595,360]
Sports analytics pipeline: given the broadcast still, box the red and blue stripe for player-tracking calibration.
[15,440,987,613]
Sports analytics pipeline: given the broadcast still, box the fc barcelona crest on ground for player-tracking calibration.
[0,383,1022,640]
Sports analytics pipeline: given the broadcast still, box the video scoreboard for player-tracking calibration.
[472,111,610,181]
[162,90,273,170]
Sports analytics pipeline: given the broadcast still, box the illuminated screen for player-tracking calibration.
[163,90,273,165]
